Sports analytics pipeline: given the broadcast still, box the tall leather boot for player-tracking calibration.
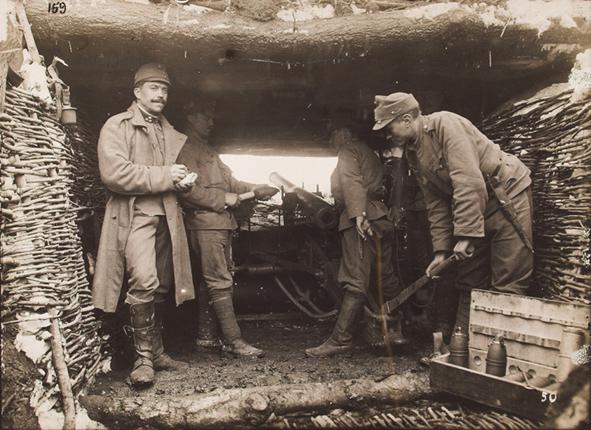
[434,277,458,344]
[196,281,222,351]
[305,291,364,357]
[129,302,155,387]
[152,302,185,370]
[211,292,264,357]
[382,275,409,347]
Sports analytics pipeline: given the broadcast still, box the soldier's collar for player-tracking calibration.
[409,115,432,148]
[136,103,161,124]
[421,114,435,132]
[405,118,420,151]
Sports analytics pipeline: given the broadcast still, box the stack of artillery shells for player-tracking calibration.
[482,86,591,304]
[0,86,105,414]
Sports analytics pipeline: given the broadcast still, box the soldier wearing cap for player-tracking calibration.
[92,63,196,387]
[373,93,533,334]
[176,100,278,357]
[305,128,406,358]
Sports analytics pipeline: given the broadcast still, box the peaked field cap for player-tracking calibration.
[373,92,419,130]
[134,63,172,86]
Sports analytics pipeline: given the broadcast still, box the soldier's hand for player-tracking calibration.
[174,172,198,192]
[453,238,475,260]
[253,185,279,201]
[355,213,374,240]
[426,252,447,278]
[171,164,189,184]
[225,192,240,208]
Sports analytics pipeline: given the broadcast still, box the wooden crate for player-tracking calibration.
[430,289,590,420]
[469,290,590,371]
[430,353,551,420]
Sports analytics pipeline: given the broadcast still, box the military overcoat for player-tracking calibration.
[92,102,195,312]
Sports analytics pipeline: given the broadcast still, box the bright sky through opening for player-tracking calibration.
[220,154,338,198]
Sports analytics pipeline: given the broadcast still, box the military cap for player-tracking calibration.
[373,92,420,130]
[134,63,171,87]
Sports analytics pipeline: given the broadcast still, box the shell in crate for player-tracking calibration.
[468,290,590,381]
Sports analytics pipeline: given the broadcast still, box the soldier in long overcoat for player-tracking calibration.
[373,92,533,334]
[92,63,195,387]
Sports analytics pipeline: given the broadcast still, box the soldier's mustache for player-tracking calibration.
[152,99,165,103]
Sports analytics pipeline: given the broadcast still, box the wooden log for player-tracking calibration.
[23,0,589,92]
[81,372,430,429]
[48,308,76,429]
[0,0,22,112]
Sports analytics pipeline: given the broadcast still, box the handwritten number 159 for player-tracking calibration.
[48,2,66,14]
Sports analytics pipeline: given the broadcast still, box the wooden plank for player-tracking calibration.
[430,355,551,421]
[470,332,558,367]
[471,290,590,328]
[469,290,591,368]
[471,324,561,349]
[15,0,40,63]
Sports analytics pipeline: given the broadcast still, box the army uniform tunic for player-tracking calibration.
[331,140,401,299]
[406,111,533,303]
[176,136,256,300]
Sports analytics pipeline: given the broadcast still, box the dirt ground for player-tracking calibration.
[1,325,40,430]
[90,318,432,399]
[79,317,555,429]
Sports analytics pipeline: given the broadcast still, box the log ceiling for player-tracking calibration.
[24,0,590,152]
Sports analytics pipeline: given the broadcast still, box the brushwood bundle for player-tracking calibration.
[482,87,591,304]
[0,85,106,419]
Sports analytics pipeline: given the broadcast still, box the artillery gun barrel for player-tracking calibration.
[269,171,337,230]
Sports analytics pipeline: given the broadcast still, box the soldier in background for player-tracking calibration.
[373,92,533,334]
[177,101,277,357]
[93,63,195,387]
[305,128,406,358]
[382,146,457,344]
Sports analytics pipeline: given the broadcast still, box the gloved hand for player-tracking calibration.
[253,185,279,201]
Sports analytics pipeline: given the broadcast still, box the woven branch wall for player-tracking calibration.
[0,86,106,417]
[482,86,591,304]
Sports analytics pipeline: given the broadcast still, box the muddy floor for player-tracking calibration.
[86,318,550,429]
[90,318,432,398]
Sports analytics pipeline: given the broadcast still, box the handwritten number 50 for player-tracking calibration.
[541,392,557,403]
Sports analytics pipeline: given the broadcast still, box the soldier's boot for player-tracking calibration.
[195,282,223,351]
[381,276,409,346]
[419,331,448,367]
[305,291,364,357]
[434,276,459,344]
[211,292,264,357]
[129,302,155,387]
[386,312,409,346]
[435,322,453,345]
[152,302,185,371]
